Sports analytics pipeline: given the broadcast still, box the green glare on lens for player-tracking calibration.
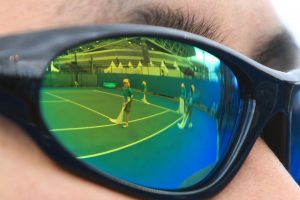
[40,36,241,190]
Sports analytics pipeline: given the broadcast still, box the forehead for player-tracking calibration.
[0,0,280,56]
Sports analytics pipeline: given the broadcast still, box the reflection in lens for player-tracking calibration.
[291,90,300,184]
[40,37,241,190]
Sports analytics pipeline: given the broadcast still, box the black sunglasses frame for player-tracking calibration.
[0,24,299,199]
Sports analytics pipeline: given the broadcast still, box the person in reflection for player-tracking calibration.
[177,83,186,114]
[74,80,79,88]
[178,84,195,129]
[109,79,133,126]
[141,80,150,104]
[122,78,133,128]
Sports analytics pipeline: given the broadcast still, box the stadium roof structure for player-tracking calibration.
[67,37,196,58]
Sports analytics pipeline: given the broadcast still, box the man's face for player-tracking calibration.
[0,1,300,199]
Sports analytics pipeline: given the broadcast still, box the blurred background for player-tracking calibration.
[272,0,300,46]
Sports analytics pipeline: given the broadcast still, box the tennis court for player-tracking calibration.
[40,87,219,189]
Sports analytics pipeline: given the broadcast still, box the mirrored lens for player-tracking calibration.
[291,90,300,183]
[40,36,241,190]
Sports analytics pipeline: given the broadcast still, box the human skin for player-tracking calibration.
[0,0,300,199]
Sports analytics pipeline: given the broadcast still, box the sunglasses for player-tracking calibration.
[0,24,299,199]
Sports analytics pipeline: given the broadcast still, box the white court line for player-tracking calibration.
[41,100,66,103]
[93,90,177,113]
[77,116,183,159]
[51,109,170,132]
[45,92,111,119]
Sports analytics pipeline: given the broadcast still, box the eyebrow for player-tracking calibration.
[126,5,299,71]
[128,6,225,43]
[252,30,300,71]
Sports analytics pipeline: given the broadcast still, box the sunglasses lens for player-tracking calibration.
[291,90,300,184]
[40,36,241,190]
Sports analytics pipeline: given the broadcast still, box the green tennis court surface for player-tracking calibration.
[40,87,218,188]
